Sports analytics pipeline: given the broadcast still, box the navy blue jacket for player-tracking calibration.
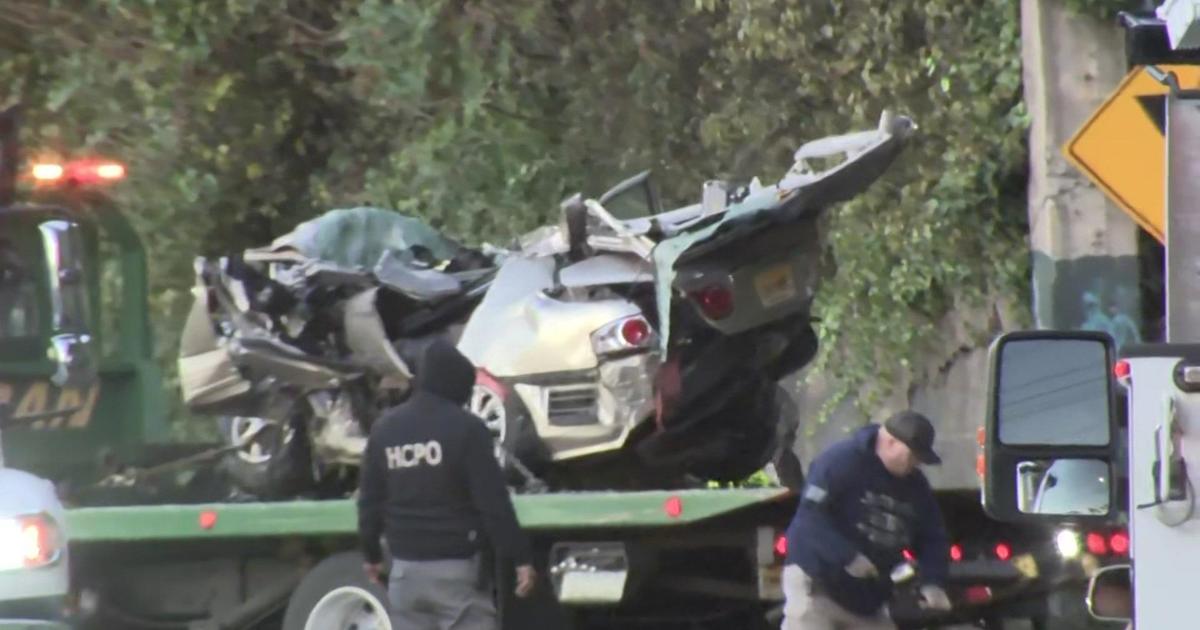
[785,424,949,616]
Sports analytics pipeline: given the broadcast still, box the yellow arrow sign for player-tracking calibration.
[1064,65,1200,243]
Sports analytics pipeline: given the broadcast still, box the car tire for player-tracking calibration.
[217,409,316,500]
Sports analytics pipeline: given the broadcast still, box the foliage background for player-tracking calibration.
[2,0,1040,434]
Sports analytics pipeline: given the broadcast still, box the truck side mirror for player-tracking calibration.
[1086,563,1132,622]
[39,219,96,388]
[982,331,1119,523]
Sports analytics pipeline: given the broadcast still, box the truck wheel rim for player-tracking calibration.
[468,384,508,461]
[228,416,295,465]
[304,586,391,630]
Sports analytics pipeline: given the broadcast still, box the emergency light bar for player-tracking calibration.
[31,159,127,186]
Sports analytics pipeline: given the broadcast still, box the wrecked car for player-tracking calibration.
[177,111,916,498]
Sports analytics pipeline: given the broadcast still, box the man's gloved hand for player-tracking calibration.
[844,553,879,579]
[919,584,952,611]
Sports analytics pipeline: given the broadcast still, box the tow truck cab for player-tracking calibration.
[0,106,133,628]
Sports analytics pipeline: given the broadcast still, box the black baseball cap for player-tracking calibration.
[884,410,942,465]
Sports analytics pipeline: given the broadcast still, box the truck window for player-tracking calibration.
[0,237,39,339]
[97,226,123,360]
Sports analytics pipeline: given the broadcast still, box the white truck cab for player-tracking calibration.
[0,406,71,628]
[979,332,1200,629]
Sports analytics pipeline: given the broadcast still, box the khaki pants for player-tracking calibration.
[781,565,895,630]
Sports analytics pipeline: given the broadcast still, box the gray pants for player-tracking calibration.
[388,555,497,630]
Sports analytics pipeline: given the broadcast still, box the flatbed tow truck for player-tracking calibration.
[0,106,1068,630]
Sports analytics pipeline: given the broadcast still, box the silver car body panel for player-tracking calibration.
[456,256,645,377]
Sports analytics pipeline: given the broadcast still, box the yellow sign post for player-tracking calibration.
[1063,65,1200,243]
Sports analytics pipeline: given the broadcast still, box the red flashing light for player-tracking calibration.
[1109,531,1129,555]
[950,544,963,562]
[774,534,788,557]
[664,496,683,518]
[1086,532,1108,556]
[994,542,1012,561]
[199,510,218,530]
[689,284,734,320]
[620,318,651,346]
[1114,360,1131,379]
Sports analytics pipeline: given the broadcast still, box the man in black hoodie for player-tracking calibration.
[358,338,536,629]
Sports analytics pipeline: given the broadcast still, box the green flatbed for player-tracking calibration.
[64,487,794,542]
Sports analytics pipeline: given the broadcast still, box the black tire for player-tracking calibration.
[282,552,392,630]
[217,408,315,500]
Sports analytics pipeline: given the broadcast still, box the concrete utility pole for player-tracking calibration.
[1022,0,1142,342]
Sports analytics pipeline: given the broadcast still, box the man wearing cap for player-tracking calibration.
[781,410,952,629]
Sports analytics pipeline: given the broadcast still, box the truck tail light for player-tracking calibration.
[591,315,657,356]
[688,284,734,320]
[994,542,1012,561]
[950,544,963,562]
[1086,532,1108,555]
[1109,531,1129,555]
[0,513,61,570]
[1113,359,1131,379]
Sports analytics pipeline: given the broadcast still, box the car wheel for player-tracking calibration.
[217,408,316,500]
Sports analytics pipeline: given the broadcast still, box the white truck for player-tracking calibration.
[979,5,1200,628]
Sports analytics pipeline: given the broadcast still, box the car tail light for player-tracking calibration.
[902,548,915,562]
[620,318,651,346]
[1110,531,1129,555]
[688,284,734,320]
[591,315,657,356]
[774,534,788,557]
[994,542,1012,561]
[1086,532,1108,555]
[950,544,963,562]
[0,513,61,570]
